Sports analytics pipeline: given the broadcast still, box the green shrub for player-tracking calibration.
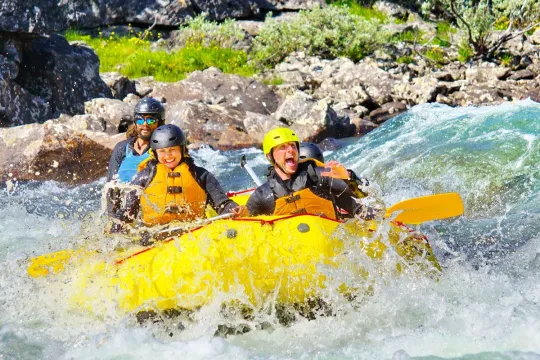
[176,14,245,48]
[457,40,474,63]
[498,52,513,67]
[392,29,425,43]
[328,0,388,22]
[424,47,446,65]
[251,6,387,68]
[396,56,414,64]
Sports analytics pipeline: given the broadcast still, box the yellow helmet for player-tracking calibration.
[262,127,299,164]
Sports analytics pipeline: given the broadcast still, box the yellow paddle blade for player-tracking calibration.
[385,192,464,224]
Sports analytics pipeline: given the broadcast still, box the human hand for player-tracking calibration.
[110,222,128,235]
[231,205,249,217]
[321,160,349,180]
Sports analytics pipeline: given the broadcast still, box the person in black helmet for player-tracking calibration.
[299,142,372,201]
[112,124,247,233]
[299,142,324,163]
[105,98,165,217]
[107,98,166,183]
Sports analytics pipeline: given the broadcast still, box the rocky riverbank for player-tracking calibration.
[1,0,539,185]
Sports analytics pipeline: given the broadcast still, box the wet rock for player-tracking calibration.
[84,98,134,134]
[0,123,113,184]
[100,72,137,100]
[150,68,279,116]
[351,117,378,136]
[167,101,256,150]
[507,69,535,81]
[274,92,355,142]
[243,111,282,146]
[465,64,510,83]
[369,101,407,124]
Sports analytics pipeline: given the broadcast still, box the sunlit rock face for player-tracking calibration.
[0,122,115,184]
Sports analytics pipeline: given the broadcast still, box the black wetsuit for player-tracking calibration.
[115,157,238,223]
[246,160,365,218]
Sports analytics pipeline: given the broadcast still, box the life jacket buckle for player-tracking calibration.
[167,186,183,194]
[285,194,301,204]
[165,204,184,214]
[168,172,181,177]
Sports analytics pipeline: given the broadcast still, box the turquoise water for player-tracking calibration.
[0,100,539,359]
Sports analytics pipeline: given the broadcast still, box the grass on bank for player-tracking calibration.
[64,30,255,82]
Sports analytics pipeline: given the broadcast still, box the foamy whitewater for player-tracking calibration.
[1,100,539,360]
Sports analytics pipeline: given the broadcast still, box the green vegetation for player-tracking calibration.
[396,56,415,64]
[328,0,388,22]
[457,40,474,63]
[263,77,284,86]
[432,21,456,47]
[392,29,425,43]
[424,47,446,65]
[421,0,540,59]
[250,6,387,68]
[64,27,254,82]
[498,52,513,67]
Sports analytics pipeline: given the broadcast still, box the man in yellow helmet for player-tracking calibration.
[246,127,376,219]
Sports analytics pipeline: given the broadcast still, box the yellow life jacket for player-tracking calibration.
[140,161,207,226]
[273,188,337,219]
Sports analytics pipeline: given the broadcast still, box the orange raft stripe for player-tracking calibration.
[226,188,256,197]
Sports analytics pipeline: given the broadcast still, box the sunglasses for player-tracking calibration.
[135,115,159,126]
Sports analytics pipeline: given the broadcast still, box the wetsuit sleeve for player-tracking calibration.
[314,166,365,216]
[194,167,239,215]
[115,161,156,223]
[107,140,128,181]
[246,183,275,216]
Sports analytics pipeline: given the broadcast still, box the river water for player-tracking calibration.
[1,100,539,359]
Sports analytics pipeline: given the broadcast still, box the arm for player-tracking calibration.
[195,167,239,215]
[114,162,155,223]
[107,140,127,181]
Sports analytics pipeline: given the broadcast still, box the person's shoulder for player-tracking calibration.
[113,138,131,151]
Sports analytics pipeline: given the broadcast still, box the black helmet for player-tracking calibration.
[134,98,165,120]
[150,124,187,150]
[299,142,324,163]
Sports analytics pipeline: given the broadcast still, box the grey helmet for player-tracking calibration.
[150,124,187,150]
[299,142,324,163]
[134,98,165,120]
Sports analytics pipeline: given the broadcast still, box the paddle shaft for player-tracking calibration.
[240,155,263,187]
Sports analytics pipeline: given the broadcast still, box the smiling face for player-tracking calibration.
[271,141,299,180]
[156,146,183,169]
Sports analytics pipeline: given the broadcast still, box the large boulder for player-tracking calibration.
[0,32,112,126]
[273,92,355,142]
[151,67,280,117]
[84,98,134,134]
[0,123,114,184]
[167,101,256,150]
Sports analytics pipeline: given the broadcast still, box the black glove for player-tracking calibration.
[110,222,128,234]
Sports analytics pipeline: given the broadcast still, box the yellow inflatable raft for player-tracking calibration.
[39,214,439,315]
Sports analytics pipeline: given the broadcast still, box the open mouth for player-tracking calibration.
[285,156,296,167]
